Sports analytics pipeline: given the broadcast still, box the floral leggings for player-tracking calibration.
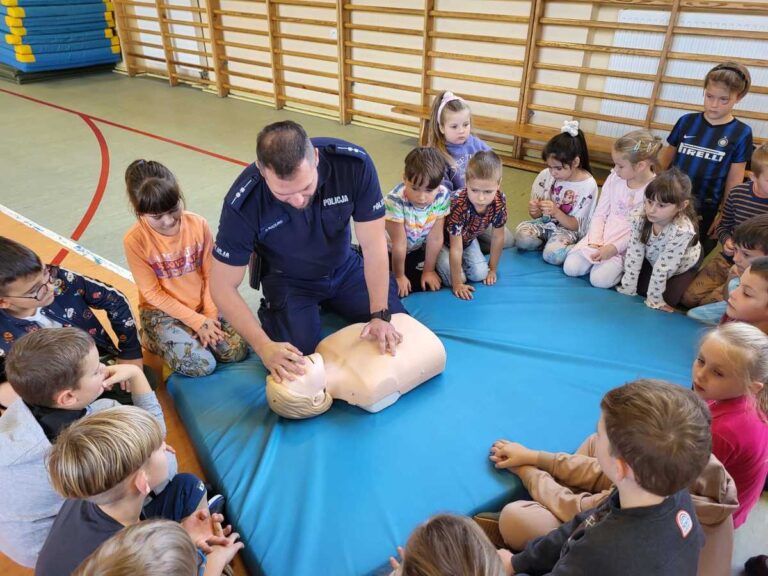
[140,308,248,377]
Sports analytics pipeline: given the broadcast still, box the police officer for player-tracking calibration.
[210,121,406,382]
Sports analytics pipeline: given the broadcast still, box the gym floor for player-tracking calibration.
[0,72,763,575]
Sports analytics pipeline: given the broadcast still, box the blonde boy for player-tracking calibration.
[36,406,217,576]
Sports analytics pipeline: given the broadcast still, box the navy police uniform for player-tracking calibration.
[214,137,405,354]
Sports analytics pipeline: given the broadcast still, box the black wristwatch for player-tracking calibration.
[370,309,391,322]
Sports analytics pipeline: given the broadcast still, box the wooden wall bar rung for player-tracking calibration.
[169,46,212,58]
[227,69,272,83]
[171,72,216,85]
[276,94,339,111]
[344,24,422,37]
[158,4,206,13]
[166,31,207,42]
[667,51,768,67]
[345,59,421,75]
[528,103,645,126]
[126,51,166,64]
[118,0,155,8]
[216,39,270,53]
[429,31,526,46]
[348,75,420,92]
[274,48,337,62]
[225,84,274,100]
[222,54,271,66]
[123,25,163,37]
[161,18,207,28]
[661,75,768,96]
[279,64,338,79]
[537,40,660,58]
[678,1,768,15]
[168,59,214,71]
[272,0,335,8]
[430,10,529,24]
[425,88,517,108]
[213,9,267,19]
[531,82,648,105]
[272,32,337,45]
[428,70,521,88]
[349,92,411,108]
[273,16,335,27]
[428,51,524,67]
[282,80,338,95]
[132,40,164,50]
[214,25,269,36]
[346,41,421,56]
[673,25,767,40]
[343,4,422,17]
[534,62,656,82]
[655,98,768,122]
[567,0,672,6]
[539,17,667,33]
[351,108,420,127]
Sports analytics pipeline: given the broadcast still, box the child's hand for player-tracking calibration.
[539,200,556,216]
[102,363,142,392]
[528,199,542,217]
[453,283,475,300]
[204,531,245,576]
[658,303,675,313]
[483,269,497,285]
[707,212,722,239]
[420,270,441,292]
[498,549,515,575]
[589,244,617,262]
[197,320,227,348]
[389,545,405,573]
[181,510,230,553]
[722,237,736,256]
[489,440,537,471]
[395,275,411,298]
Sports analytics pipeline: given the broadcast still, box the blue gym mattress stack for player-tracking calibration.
[0,0,120,73]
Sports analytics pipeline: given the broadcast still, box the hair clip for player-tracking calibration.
[561,120,579,137]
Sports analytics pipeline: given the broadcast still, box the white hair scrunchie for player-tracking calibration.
[436,91,465,122]
[561,120,579,137]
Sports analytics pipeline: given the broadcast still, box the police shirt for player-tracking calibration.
[667,112,753,207]
[213,138,385,279]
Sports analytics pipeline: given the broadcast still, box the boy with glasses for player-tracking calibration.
[0,236,145,410]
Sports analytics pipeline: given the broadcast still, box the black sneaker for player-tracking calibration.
[746,555,768,576]
[208,494,226,517]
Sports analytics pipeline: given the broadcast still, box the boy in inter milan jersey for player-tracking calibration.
[659,61,753,252]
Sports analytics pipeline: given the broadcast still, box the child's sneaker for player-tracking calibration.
[208,494,226,516]
[473,512,506,549]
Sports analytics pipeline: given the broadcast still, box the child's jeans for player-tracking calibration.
[140,308,248,377]
[514,218,578,266]
[435,239,488,286]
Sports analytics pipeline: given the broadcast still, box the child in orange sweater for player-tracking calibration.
[123,160,247,377]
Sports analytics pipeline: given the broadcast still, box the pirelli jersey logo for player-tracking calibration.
[677,142,725,163]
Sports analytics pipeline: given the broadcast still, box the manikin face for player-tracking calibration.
[440,109,471,146]
[278,353,328,405]
[262,150,320,210]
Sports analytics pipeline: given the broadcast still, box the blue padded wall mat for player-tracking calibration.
[0,45,118,70]
[4,29,113,45]
[0,3,112,17]
[167,251,705,576]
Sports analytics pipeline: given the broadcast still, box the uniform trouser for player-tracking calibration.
[258,251,406,355]
[681,252,732,309]
[499,435,735,576]
[140,308,248,377]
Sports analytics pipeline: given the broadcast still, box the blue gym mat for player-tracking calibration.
[167,251,705,576]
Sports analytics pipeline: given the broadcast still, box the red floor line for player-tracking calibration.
[51,114,111,266]
[0,87,249,167]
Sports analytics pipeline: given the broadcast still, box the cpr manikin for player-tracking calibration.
[266,314,446,418]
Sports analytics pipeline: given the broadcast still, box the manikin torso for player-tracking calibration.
[267,313,446,415]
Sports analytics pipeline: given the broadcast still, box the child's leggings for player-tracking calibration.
[140,308,248,377]
[562,250,624,289]
[514,219,578,266]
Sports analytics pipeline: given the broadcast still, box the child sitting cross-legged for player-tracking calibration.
[436,150,509,300]
[490,379,711,576]
[0,327,177,568]
[385,147,452,297]
[36,405,233,576]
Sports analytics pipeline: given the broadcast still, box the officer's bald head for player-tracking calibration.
[257,121,315,179]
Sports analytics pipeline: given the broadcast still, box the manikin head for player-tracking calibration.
[266,353,333,419]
